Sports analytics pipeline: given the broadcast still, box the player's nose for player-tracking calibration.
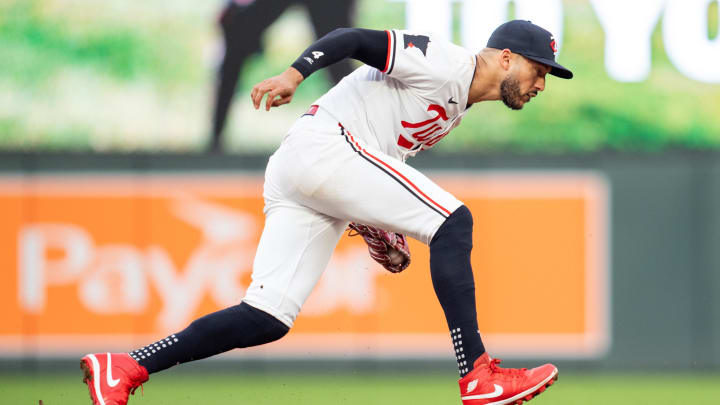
[535,76,546,92]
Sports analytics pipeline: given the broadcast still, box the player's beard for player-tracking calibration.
[500,76,525,110]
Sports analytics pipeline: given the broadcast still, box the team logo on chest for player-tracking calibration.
[397,104,451,150]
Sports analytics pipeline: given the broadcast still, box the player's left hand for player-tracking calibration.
[347,222,411,273]
[251,67,304,111]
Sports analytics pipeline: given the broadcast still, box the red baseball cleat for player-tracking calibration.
[458,353,558,405]
[80,352,149,405]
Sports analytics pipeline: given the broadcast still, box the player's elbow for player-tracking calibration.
[325,27,356,41]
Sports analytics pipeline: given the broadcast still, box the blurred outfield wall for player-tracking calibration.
[0,152,718,370]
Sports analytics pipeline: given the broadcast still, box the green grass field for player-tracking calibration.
[2,370,719,405]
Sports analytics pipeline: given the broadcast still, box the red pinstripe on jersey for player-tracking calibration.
[381,30,396,74]
[382,30,392,73]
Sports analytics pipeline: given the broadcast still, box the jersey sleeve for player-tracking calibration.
[381,30,455,94]
[291,28,388,79]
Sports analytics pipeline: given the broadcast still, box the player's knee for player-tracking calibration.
[241,302,291,343]
[430,205,473,252]
[184,303,290,349]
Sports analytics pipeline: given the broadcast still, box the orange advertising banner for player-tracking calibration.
[0,172,609,359]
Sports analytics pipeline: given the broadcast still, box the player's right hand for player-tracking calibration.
[251,67,304,111]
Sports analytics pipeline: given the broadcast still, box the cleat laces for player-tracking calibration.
[488,358,527,378]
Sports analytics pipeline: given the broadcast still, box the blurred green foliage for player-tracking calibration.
[0,0,198,86]
[1,2,143,83]
[1,0,719,152]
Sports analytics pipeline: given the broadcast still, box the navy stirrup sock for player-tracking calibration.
[430,205,485,377]
[130,302,289,374]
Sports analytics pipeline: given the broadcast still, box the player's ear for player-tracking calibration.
[498,49,512,71]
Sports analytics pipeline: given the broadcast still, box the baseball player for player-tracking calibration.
[81,20,573,405]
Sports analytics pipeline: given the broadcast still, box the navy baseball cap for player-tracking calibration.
[487,20,573,79]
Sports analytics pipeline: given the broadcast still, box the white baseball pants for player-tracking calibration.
[243,106,463,327]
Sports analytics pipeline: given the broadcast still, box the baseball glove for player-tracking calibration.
[347,222,410,273]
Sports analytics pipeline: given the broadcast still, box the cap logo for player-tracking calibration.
[549,36,558,56]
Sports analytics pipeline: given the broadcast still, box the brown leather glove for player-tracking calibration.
[347,222,410,273]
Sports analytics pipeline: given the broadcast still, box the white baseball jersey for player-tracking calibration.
[244,30,470,327]
[314,30,477,161]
